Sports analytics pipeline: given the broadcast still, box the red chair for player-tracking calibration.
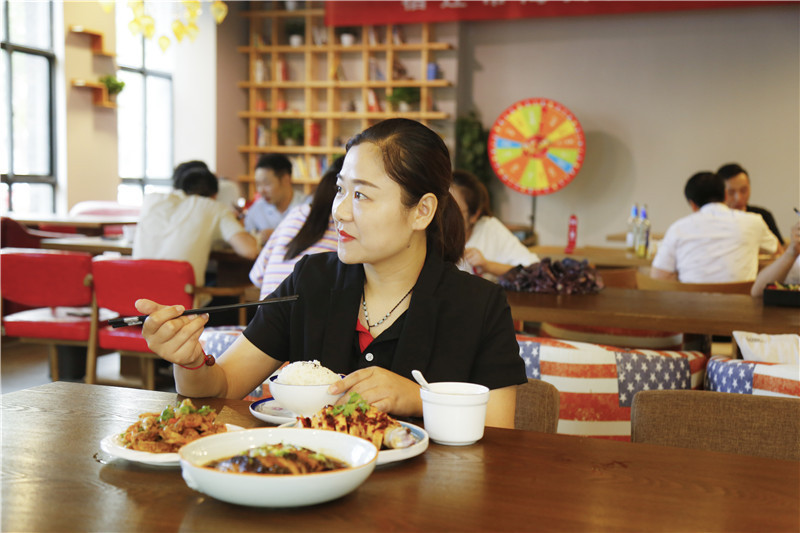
[90,257,197,390]
[0,248,101,381]
[1,217,76,248]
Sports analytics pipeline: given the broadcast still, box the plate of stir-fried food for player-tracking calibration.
[100,399,242,467]
[283,393,429,466]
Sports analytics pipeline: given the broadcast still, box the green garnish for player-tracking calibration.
[159,407,175,421]
[330,392,371,417]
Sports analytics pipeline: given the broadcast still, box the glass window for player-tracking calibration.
[1,0,56,213]
[117,71,144,179]
[116,4,174,200]
[12,52,50,176]
[8,0,51,50]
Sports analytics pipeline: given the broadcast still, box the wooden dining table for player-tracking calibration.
[10,213,139,236]
[530,245,652,268]
[507,287,800,336]
[2,381,797,532]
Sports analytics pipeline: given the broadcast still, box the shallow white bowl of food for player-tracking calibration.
[179,427,378,508]
[268,374,345,417]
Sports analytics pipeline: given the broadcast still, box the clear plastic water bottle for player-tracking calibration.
[626,204,639,251]
[636,204,651,258]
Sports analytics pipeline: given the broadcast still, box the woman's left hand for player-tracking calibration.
[328,367,422,417]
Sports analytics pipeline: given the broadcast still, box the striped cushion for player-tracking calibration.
[705,356,800,398]
[518,335,708,441]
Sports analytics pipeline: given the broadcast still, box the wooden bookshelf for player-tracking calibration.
[237,1,454,195]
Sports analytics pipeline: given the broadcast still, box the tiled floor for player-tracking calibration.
[1,338,176,394]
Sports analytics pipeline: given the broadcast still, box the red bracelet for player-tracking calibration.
[178,353,216,370]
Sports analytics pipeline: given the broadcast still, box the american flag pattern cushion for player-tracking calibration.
[705,356,800,398]
[518,335,708,441]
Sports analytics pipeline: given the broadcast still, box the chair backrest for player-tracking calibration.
[635,272,753,294]
[515,378,560,433]
[91,257,195,316]
[631,389,800,461]
[0,248,93,307]
[598,268,638,289]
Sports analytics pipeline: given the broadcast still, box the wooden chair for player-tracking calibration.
[89,257,253,389]
[0,248,99,381]
[89,257,198,390]
[631,390,800,461]
[635,272,753,294]
[514,378,560,433]
[1,217,75,248]
[597,268,638,289]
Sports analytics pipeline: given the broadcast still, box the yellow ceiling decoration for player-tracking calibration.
[120,0,228,53]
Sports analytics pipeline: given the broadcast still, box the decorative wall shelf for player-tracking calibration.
[69,25,115,57]
[71,79,116,109]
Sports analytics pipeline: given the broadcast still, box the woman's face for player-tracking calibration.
[332,143,418,266]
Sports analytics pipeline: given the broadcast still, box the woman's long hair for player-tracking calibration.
[284,156,344,260]
[346,119,465,263]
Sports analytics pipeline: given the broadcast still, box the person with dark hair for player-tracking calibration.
[172,160,208,190]
[451,169,539,280]
[133,163,259,297]
[244,153,307,245]
[135,119,526,428]
[717,162,784,244]
[650,171,778,282]
[249,157,343,298]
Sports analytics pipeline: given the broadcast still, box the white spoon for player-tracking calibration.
[411,369,431,390]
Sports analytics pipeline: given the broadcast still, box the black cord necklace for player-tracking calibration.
[362,287,413,330]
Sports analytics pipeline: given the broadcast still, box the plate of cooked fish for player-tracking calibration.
[277,393,429,466]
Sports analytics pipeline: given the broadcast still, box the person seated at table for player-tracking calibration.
[717,162,784,247]
[244,154,308,247]
[133,164,259,301]
[135,118,526,428]
[249,157,343,299]
[650,171,779,283]
[451,169,539,281]
[751,221,800,297]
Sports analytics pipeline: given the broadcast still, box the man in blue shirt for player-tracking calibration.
[244,154,307,245]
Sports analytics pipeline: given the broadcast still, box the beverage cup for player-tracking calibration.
[420,382,490,446]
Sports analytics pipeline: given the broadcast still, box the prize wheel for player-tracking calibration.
[488,98,585,196]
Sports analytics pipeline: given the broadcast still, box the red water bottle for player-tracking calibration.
[564,214,578,254]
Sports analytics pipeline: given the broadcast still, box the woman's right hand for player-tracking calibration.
[134,299,209,367]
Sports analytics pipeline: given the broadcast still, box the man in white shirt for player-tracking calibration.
[244,154,307,245]
[651,171,779,283]
[133,165,259,291]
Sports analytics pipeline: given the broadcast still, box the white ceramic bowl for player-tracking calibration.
[420,382,490,446]
[267,374,345,417]
[179,427,378,507]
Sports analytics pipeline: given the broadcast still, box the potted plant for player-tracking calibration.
[277,119,304,146]
[336,26,359,46]
[286,20,304,46]
[455,111,495,209]
[386,86,420,112]
[99,74,125,97]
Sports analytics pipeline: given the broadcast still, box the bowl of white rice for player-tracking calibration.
[269,361,345,417]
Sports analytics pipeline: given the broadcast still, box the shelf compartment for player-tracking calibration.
[71,79,117,108]
[69,26,115,57]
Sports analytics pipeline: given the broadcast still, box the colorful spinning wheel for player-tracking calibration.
[488,98,585,196]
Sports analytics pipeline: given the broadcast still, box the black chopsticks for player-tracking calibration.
[107,294,299,328]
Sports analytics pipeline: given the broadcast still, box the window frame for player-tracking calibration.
[0,0,57,212]
[117,41,174,193]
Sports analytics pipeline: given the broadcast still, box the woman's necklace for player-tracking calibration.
[362,287,413,330]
